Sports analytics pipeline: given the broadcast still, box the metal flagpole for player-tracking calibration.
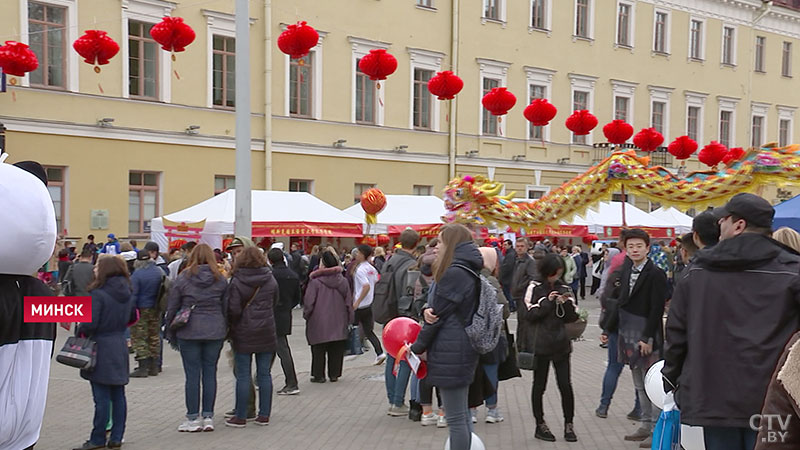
[234,0,252,238]
[621,184,627,227]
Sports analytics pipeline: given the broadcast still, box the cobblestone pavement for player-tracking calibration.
[40,295,647,450]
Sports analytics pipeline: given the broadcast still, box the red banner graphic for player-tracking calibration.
[24,297,92,322]
[252,222,363,237]
[602,226,676,239]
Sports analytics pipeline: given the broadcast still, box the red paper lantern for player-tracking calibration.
[360,236,378,247]
[667,136,698,160]
[565,110,598,135]
[603,120,634,145]
[149,17,196,56]
[633,128,665,152]
[358,49,398,81]
[698,141,728,168]
[722,147,745,165]
[482,87,517,116]
[377,235,390,246]
[0,41,38,77]
[523,99,557,126]
[73,30,120,72]
[427,70,463,100]
[582,234,599,245]
[277,21,319,60]
[361,188,387,225]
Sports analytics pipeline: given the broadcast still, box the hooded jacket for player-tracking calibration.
[65,260,94,296]
[303,266,353,346]
[165,265,229,342]
[227,266,278,354]
[518,279,579,357]
[411,241,482,389]
[663,233,800,428]
[272,262,301,336]
[755,331,800,449]
[130,260,163,309]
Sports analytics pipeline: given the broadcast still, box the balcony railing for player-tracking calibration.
[591,143,673,167]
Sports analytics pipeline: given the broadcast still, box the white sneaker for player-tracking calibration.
[374,353,387,366]
[485,408,504,423]
[471,408,478,423]
[178,419,202,432]
[420,412,437,426]
[202,417,214,431]
[437,414,447,428]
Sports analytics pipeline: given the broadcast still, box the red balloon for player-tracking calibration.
[149,17,196,53]
[603,120,634,145]
[523,99,557,126]
[0,41,38,76]
[358,49,397,81]
[482,87,517,116]
[633,128,665,152]
[668,136,698,160]
[382,317,421,358]
[427,70,463,100]
[277,21,319,59]
[565,110,598,135]
[698,141,728,168]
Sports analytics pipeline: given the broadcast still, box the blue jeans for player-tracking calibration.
[234,351,274,419]
[599,332,641,411]
[179,339,224,420]
[502,285,515,311]
[90,382,126,445]
[703,426,757,450]
[482,363,499,407]
[385,354,411,406]
[441,385,473,450]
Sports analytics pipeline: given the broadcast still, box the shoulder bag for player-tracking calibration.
[56,331,96,371]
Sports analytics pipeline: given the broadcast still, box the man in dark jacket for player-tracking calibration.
[64,249,95,296]
[143,241,169,275]
[129,251,164,378]
[499,239,516,311]
[511,238,539,313]
[268,248,300,395]
[663,193,800,450]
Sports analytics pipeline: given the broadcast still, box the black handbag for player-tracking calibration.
[517,324,539,371]
[56,336,97,370]
[497,322,521,380]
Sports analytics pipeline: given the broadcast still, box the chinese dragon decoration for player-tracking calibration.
[444,144,800,232]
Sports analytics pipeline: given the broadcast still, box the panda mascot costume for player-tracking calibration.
[0,153,58,450]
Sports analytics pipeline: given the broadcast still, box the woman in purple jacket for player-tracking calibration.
[303,249,353,383]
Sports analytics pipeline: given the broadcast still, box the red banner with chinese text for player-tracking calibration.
[601,226,676,239]
[252,222,363,237]
[386,224,442,237]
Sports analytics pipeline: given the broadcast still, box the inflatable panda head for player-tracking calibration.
[0,153,57,275]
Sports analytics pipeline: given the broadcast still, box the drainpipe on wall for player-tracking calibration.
[448,0,460,180]
[264,0,273,190]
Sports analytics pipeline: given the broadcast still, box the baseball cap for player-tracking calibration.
[227,237,245,250]
[107,233,116,239]
[143,241,159,252]
[136,250,151,261]
[712,193,774,229]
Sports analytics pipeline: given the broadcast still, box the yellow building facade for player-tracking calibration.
[1,0,799,239]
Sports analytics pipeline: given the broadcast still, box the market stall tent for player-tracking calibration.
[650,207,693,234]
[566,201,678,238]
[342,195,446,236]
[773,194,800,232]
[150,190,363,251]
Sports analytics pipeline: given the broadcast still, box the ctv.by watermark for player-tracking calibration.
[751,414,793,444]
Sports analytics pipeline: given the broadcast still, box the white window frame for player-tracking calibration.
[573,0,595,40]
[18,0,79,91]
[524,185,551,200]
[688,16,706,62]
[652,8,671,55]
[615,1,635,48]
[611,79,637,126]
[649,86,673,140]
[751,102,770,148]
[349,37,390,126]
[280,24,325,119]
[121,0,175,102]
[482,0,507,23]
[718,96,739,148]
[568,73,597,145]
[529,0,552,32]
[755,36,767,73]
[782,41,793,77]
[778,106,795,147]
[203,11,256,109]
[289,179,315,194]
[477,58,510,137]
[720,24,737,66]
[685,91,708,144]
[407,47,444,132]
[524,66,555,141]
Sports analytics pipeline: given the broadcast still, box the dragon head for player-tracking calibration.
[443,175,509,224]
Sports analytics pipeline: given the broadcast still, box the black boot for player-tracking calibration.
[535,423,556,442]
[148,357,159,376]
[408,400,422,422]
[130,359,148,378]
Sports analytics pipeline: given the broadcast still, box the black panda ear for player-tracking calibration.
[13,161,48,186]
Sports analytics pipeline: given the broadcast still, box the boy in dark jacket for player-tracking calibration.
[268,248,301,395]
[129,251,165,378]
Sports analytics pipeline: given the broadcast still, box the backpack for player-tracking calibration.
[372,253,418,325]
[156,274,171,313]
[453,264,504,355]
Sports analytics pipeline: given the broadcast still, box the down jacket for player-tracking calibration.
[227,266,279,354]
[411,241,481,389]
[165,265,228,342]
[303,266,353,346]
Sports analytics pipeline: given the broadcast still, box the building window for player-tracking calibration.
[354,183,376,204]
[722,26,735,65]
[720,110,733,148]
[529,84,546,140]
[484,0,501,20]
[783,41,792,77]
[28,1,66,89]
[355,58,377,124]
[289,179,313,193]
[755,36,766,72]
[779,118,791,146]
[417,0,433,7]
[653,11,668,53]
[617,2,632,47]
[752,116,764,148]
[289,54,312,117]
[44,166,65,234]
[482,78,500,136]
[413,68,434,130]
[531,0,546,29]
[128,20,159,99]
[612,192,628,202]
[212,35,235,108]
[689,19,703,60]
[214,175,234,195]
[575,0,590,38]
[687,106,700,141]
[129,171,159,234]
[652,101,665,134]
[526,186,550,199]
[614,96,629,122]
[413,185,433,196]
[573,90,589,144]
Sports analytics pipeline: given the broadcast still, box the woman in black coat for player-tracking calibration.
[225,247,279,427]
[73,256,137,450]
[518,253,579,443]
[411,223,481,450]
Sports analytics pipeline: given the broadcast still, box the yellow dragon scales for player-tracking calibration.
[443,145,800,232]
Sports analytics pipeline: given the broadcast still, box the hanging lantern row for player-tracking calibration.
[73,30,119,73]
[698,141,728,168]
[524,99,557,126]
[427,70,463,100]
[0,41,38,78]
[722,147,745,165]
[277,21,319,64]
[633,128,664,153]
[150,16,196,61]
[358,49,397,88]
[603,119,634,145]
[482,87,517,116]
[566,110,598,135]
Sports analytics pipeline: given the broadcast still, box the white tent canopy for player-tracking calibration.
[650,207,693,234]
[342,195,446,234]
[565,201,674,232]
[150,190,363,251]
